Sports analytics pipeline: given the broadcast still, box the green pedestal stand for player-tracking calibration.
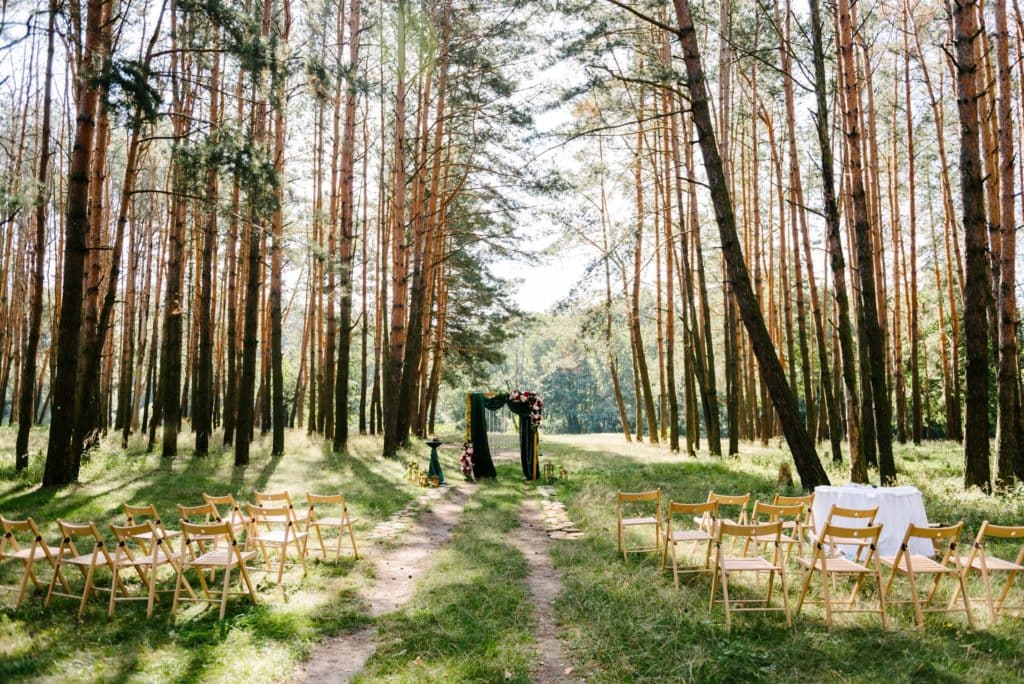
[426,439,445,486]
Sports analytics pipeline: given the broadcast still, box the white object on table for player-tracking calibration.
[812,484,933,558]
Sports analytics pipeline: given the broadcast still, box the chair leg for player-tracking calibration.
[146,563,158,618]
[957,572,975,630]
[45,563,64,608]
[239,562,258,604]
[347,521,359,560]
[219,562,232,620]
[721,570,732,631]
[171,565,184,616]
[995,570,1018,617]
[15,560,33,608]
[795,566,812,617]
[709,563,719,613]
[79,563,97,622]
[981,565,998,622]
[779,568,792,626]
[820,567,833,630]
[906,567,925,630]
[108,565,119,617]
[877,570,889,629]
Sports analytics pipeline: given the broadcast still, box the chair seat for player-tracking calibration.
[62,552,114,567]
[114,550,176,567]
[311,516,357,527]
[185,549,257,567]
[2,545,63,561]
[959,554,1024,572]
[880,554,957,574]
[254,530,309,544]
[668,530,711,542]
[797,556,871,573]
[621,516,658,526]
[720,556,779,572]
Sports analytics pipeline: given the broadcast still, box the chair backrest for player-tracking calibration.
[254,491,301,522]
[123,503,174,538]
[248,504,299,533]
[751,501,804,524]
[1,516,55,562]
[973,522,1024,564]
[178,502,220,524]
[666,500,717,530]
[203,493,248,524]
[818,522,882,562]
[895,522,963,567]
[616,489,661,518]
[773,493,814,508]
[110,521,163,563]
[826,504,878,525]
[307,492,350,518]
[717,521,784,557]
[180,519,238,548]
[707,492,750,523]
[55,520,107,560]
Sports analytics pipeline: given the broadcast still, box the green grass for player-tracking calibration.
[540,434,1024,683]
[0,427,448,683]
[354,463,535,683]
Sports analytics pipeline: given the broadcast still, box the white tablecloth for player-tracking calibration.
[812,484,932,557]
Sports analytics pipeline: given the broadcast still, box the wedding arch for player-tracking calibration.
[462,390,543,480]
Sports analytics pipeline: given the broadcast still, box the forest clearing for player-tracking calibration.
[2,0,1024,680]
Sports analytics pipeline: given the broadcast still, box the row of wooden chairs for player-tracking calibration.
[616,488,1023,631]
[0,490,358,621]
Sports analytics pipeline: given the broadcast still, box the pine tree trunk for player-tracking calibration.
[951,0,993,492]
[669,0,829,489]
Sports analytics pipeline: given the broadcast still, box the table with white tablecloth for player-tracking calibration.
[812,484,932,557]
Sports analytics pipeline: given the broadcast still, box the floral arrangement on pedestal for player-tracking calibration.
[508,389,543,428]
[459,441,475,481]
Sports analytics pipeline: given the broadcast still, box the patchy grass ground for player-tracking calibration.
[0,427,454,683]
[354,463,535,683]
[540,434,1024,683]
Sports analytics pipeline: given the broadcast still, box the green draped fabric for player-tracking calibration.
[469,392,538,480]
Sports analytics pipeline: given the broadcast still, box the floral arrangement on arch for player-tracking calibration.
[509,389,543,429]
[459,441,475,481]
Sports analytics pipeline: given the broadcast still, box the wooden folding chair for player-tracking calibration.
[247,503,309,584]
[109,521,197,617]
[1,515,69,608]
[951,521,1024,622]
[880,522,974,630]
[172,520,257,620]
[774,492,815,549]
[305,492,359,561]
[203,493,254,543]
[709,521,791,631]
[811,504,878,561]
[122,503,182,554]
[660,501,716,588]
[253,490,309,524]
[745,502,804,563]
[796,522,888,629]
[45,521,131,621]
[616,489,662,560]
[696,492,750,532]
[177,503,227,555]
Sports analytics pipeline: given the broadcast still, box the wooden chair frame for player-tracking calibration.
[172,520,257,620]
[774,492,815,550]
[660,501,717,588]
[1,515,70,608]
[616,489,662,560]
[305,492,359,561]
[880,522,974,630]
[951,521,1024,622]
[814,504,879,561]
[203,493,254,545]
[247,503,309,584]
[745,501,805,563]
[709,521,791,631]
[796,522,888,630]
[45,521,133,621]
[697,492,750,531]
[109,521,197,617]
[122,503,181,555]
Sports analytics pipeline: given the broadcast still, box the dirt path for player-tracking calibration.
[293,483,472,683]
[514,495,577,684]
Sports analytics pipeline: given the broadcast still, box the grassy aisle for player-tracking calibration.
[541,435,1024,683]
[353,463,537,683]
[0,429,438,683]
